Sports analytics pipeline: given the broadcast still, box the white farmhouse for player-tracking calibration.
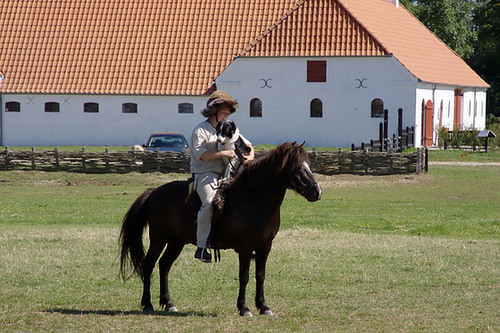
[0,0,489,148]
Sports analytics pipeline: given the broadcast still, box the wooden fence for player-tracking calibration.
[352,108,415,153]
[0,147,427,175]
[309,148,426,175]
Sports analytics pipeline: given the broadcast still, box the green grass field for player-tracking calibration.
[0,160,499,332]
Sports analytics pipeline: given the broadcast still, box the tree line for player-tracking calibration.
[400,0,500,123]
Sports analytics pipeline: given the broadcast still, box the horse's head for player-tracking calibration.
[279,142,322,202]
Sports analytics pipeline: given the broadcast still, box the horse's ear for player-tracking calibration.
[299,141,306,149]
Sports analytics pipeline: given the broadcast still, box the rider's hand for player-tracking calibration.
[220,150,236,159]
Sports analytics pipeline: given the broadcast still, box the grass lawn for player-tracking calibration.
[0,163,499,332]
[427,148,500,162]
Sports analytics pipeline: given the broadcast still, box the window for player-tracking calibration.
[178,102,193,114]
[45,102,60,113]
[307,60,327,82]
[84,102,99,113]
[5,101,21,112]
[371,98,384,118]
[250,98,262,117]
[310,98,323,118]
[122,102,138,113]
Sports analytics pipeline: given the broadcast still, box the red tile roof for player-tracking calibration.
[338,0,489,88]
[0,0,488,96]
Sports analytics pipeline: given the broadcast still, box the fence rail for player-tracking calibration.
[1,147,427,175]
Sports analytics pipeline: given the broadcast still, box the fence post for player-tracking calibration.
[398,108,403,152]
[383,109,389,151]
[377,123,383,152]
[338,148,342,172]
[416,148,421,174]
[31,146,36,170]
[54,147,59,171]
[81,147,86,171]
[3,146,8,170]
[424,147,428,173]
[105,147,110,172]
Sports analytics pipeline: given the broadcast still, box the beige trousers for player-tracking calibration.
[194,172,220,248]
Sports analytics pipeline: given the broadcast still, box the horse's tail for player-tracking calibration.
[119,187,155,281]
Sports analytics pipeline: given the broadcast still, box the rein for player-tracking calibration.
[228,151,246,176]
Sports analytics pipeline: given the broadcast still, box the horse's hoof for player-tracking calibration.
[260,308,274,316]
[143,306,155,312]
[166,305,178,313]
[240,309,253,317]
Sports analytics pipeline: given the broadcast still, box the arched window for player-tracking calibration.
[178,102,194,114]
[45,102,60,113]
[310,98,323,118]
[5,101,21,112]
[371,98,383,118]
[122,102,138,113]
[84,102,99,113]
[250,98,262,117]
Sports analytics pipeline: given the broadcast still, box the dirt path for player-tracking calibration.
[429,161,500,166]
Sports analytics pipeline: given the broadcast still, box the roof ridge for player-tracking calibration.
[238,0,307,57]
[337,0,390,55]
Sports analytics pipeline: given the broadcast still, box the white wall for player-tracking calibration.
[3,55,484,148]
[463,89,486,130]
[415,84,487,147]
[217,56,417,148]
[1,94,204,146]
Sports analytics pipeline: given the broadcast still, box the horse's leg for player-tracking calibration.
[158,241,184,312]
[237,252,253,317]
[141,239,167,312]
[255,244,274,315]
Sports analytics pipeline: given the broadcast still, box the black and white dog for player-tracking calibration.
[216,120,251,179]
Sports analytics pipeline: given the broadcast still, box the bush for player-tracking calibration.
[436,126,449,148]
[486,115,500,151]
[446,126,480,149]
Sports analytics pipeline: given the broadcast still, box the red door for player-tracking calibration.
[423,100,434,146]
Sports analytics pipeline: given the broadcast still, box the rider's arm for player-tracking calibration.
[200,150,235,161]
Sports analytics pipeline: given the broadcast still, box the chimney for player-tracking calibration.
[392,0,399,7]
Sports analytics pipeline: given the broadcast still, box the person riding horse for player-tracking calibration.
[190,91,254,263]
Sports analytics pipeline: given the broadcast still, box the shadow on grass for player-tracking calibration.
[43,308,217,317]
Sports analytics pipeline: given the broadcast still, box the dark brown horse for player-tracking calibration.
[119,142,322,316]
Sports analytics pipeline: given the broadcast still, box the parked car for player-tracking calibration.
[143,132,189,153]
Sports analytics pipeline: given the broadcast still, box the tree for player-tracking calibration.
[401,0,500,117]
[400,0,477,59]
[471,0,500,117]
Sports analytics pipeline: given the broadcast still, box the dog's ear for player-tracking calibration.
[216,121,222,133]
[229,120,236,131]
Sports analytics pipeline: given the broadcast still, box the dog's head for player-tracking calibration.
[216,120,239,145]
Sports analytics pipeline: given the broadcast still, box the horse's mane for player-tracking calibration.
[213,142,308,212]
[242,142,308,178]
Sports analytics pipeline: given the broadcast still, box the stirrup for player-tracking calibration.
[194,247,212,263]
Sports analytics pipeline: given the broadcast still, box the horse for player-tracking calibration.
[119,142,322,317]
